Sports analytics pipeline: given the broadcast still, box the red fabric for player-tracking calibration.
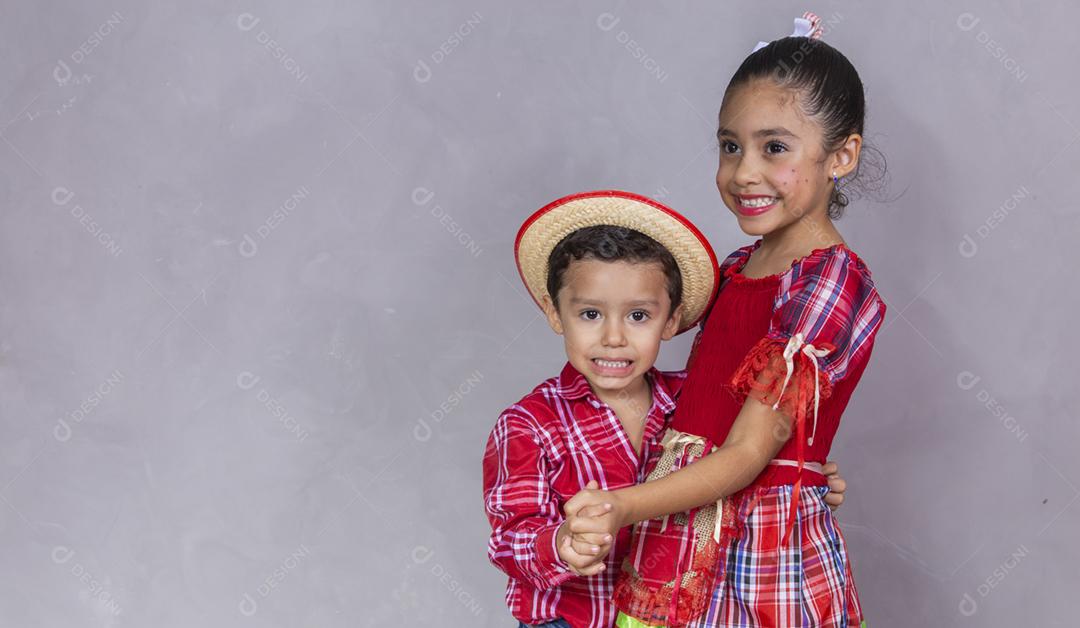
[614,243,884,626]
[482,362,687,628]
[610,433,733,627]
[670,242,883,477]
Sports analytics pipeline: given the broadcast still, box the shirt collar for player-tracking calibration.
[556,361,681,414]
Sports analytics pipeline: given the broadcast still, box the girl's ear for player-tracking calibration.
[661,303,684,341]
[831,133,863,179]
[541,294,564,335]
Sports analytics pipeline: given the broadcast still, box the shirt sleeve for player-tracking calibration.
[482,408,574,591]
[730,250,886,420]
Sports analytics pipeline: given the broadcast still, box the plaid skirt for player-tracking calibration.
[686,484,864,627]
[616,484,865,628]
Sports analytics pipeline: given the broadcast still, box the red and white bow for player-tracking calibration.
[752,11,824,53]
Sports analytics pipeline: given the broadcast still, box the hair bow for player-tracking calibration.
[752,11,823,53]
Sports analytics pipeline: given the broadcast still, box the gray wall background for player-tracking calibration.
[0,1,1075,626]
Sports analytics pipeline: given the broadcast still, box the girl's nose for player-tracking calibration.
[732,155,761,187]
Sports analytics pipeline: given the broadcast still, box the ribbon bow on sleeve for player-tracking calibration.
[752,11,824,53]
[771,331,833,546]
[773,332,832,447]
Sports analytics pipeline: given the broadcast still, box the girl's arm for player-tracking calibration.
[564,395,790,532]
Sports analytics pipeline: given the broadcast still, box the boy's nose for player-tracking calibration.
[602,321,627,346]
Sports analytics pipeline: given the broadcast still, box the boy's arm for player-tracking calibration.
[482,411,576,591]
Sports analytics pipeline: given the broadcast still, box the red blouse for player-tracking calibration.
[677,239,886,491]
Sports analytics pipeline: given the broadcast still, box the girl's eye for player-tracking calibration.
[581,309,601,321]
[629,310,650,322]
[719,140,740,155]
[765,141,788,154]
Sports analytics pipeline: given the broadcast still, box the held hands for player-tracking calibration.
[556,481,622,577]
[556,463,847,576]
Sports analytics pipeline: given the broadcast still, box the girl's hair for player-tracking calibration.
[546,225,682,314]
[723,36,887,219]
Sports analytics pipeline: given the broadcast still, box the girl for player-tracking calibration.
[564,13,886,627]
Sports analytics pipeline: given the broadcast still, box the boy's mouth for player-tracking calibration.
[591,358,634,376]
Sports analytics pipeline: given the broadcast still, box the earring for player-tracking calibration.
[832,171,838,184]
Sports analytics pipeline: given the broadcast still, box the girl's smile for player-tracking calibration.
[716,80,841,238]
[734,194,780,216]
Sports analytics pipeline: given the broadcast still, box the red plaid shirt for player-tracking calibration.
[483,361,687,628]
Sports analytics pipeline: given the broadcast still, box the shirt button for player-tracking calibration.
[589,399,600,408]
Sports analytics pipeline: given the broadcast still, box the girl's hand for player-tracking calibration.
[822,459,847,511]
[570,505,613,557]
[564,481,626,539]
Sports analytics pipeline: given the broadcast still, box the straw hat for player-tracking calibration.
[514,190,720,335]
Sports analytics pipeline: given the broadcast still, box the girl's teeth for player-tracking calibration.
[741,197,777,208]
[595,359,630,368]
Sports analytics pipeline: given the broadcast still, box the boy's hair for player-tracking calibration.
[546,225,682,314]
[725,37,888,219]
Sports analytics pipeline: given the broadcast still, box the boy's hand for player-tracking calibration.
[823,460,846,511]
[556,521,607,576]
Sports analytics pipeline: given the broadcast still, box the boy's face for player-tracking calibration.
[541,258,683,404]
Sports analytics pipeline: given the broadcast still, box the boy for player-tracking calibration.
[483,191,847,628]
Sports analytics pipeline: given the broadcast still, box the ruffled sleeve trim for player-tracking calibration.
[730,335,835,429]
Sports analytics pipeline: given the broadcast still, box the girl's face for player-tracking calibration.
[715,79,838,236]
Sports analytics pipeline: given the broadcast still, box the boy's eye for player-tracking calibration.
[629,310,650,322]
[765,141,788,154]
[580,309,601,321]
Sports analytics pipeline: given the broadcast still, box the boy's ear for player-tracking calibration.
[661,302,684,340]
[541,294,564,335]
